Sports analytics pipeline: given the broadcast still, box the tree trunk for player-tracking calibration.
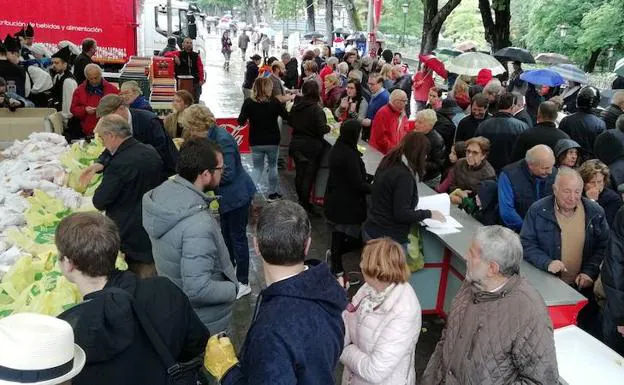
[245,0,255,24]
[306,0,316,32]
[478,0,511,52]
[326,0,334,37]
[420,0,463,54]
[341,0,362,31]
[585,49,602,73]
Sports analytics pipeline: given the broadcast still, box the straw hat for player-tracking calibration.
[0,313,86,385]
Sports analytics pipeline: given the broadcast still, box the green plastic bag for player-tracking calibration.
[406,225,425,273]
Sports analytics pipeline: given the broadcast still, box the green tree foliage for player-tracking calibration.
[378,0,424,37]
[577,0,624,54]
[443,0,486,48]
[273,0,301,20]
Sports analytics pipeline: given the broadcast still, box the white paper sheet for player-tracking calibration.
[416,193,451,215]
[423,215,463,229]
[424,226,462,235]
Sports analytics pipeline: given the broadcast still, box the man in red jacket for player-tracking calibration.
[70,63,118,137]
[369,89,409,154]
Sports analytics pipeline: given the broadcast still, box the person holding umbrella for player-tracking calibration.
[412,57,434,114]
[507,61,527,95]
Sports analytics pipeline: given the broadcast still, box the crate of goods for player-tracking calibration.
[152,56,175,78]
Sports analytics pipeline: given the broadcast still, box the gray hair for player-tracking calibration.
[525,144,554,165]
[348,69,363,82]
[474,225,522,276]
[281,52,291,61]
[415,109,437,128]
[337,62,349,75]
[96,94,125,117]
[483,79,503,96]
[84,63,102,77]
[555,166,583,187]
[361,56,373,72]
[95,114,131,138]
[120,80,142,95]
[613,90,624,107]
[327,57,339,67]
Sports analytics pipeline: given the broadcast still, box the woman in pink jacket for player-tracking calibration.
[341,238,422,385]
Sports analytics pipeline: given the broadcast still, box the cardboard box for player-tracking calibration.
[0,108,55,148]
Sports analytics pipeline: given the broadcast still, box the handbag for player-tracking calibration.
[105,288,203,385]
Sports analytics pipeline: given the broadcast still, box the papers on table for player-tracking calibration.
[416,193,463,234]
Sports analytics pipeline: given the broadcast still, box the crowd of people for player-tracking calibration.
[2,24,624,385]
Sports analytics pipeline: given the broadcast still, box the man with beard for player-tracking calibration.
[49,46,78,126]
[166,37,205,103]
[142,139,238,333]
[422,226,559,385]
[454,93,489,142]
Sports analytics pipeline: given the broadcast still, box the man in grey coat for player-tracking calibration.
[142,139,238,333]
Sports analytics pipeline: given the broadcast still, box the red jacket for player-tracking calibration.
[70,80,119,136]
[164,50,205,83]
[369,104,409,155]
[412,70,435,103]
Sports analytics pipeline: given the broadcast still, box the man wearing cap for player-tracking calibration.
[0,313,86,385]
[49,46,78,126]
[242,54,262,99]
[0,34,27,98]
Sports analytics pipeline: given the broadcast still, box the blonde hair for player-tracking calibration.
[579,159,610,184]
[380,63,393,80]
[252,77,273,102]
[337,62,349,76]
[179,104,216,139]
[360,238,410,284]
[325,73,340,87]
[452,78,469,96]
[415,109,437,128]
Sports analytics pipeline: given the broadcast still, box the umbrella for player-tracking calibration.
[434,47,463,57]
[332,28,349,35]
[550,64,589,84]
[614,58,624,77]
[535,52,572,65]
[493,47,535,64]
[456,40,478,52]
[445,52,506,77]
[520,69,565,87]
[418,54,448,79]
[346,32,367,42]
[303,31,324,39]
[260,27,276,37]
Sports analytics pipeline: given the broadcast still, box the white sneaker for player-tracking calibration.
[237,283,252,299]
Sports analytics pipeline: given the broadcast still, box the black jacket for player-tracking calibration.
[511,121,570,161]
[559,110,606,155]
[388,75,413,116]
[514,109,533,128]
[324,140,371,224]
[602,207,624,355]
[73,52,92,85]
[93,138,166,263]
[238,98,288,146]
[433,111,456,158]
[601,104,623,130]
[0,59,27,97]
[175,50,201,83]
[97,109,179,176]
[425,129,446,181]
[242,61,259,89]
[364,163,432,244]
[593,129,624,189]
[455,114,487,142]
[59,271,209,385]
[289,97,330,140]
[596,187,622,228]
[475,112,528,173]
[284,58,299,89]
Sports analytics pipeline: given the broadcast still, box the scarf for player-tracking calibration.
[86,82,104,96]
[359,283,396,315]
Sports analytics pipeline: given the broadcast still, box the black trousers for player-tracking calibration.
[289,137,324,211]
[330,231,362,275]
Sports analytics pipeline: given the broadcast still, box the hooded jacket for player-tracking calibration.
[594,129,624,189]
[142,176,238,333]
[58,270,209,385]
[222,261,348,385]
[600,103,623,130]
[602,207,624,355]
[289,97,330,140]
[520,195,609,280]
[559,110,606,155]
[553,138,582,166]
[422,276,559,385]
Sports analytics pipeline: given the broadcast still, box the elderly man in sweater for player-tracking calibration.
[423,226,559,384]
[362,73,390,141]
[369,89,409,154]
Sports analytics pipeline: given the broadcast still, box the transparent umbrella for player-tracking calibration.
[445,52,506,77]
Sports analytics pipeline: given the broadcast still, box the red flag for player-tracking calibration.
[373,0,384,31]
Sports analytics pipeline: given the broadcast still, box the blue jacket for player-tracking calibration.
[222,261,348,385]
[207,125,256,213]
[498,160,557,232]
[520,195,609,280]
[366,89,389,120]
[129,95,153,112]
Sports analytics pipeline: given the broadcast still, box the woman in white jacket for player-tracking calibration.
[341,238,422,385]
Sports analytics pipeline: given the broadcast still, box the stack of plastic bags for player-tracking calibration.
[59,139,104,196]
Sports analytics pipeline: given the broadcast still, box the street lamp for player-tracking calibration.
[608,47,615,71]
[558,24,569,38]
[401,3,409,47]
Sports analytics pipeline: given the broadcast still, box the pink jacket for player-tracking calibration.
[341,282,422,385]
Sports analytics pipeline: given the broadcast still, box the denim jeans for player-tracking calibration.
[251,145,279,195]
[220,203,251,284]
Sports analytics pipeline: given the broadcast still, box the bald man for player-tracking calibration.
[521,167,608,289]
[498,145,557,232]
[369,89,409,154]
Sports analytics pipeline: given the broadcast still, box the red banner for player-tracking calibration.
[0,0,137,63]
[216,118,251,154]
[373,0,384,32]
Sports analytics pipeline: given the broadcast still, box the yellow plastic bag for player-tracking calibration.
[407,225,426,273]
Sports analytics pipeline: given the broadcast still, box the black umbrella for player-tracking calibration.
[303,31,324,39]
[493,47,535,64]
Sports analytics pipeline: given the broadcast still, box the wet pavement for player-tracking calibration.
[199,35,443,381]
